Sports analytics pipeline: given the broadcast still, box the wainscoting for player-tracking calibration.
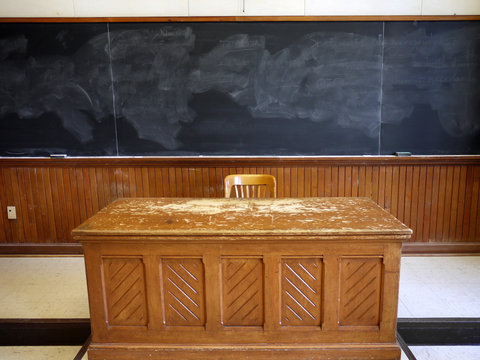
[0,156,479,254]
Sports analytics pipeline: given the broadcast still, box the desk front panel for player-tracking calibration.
[83,239,401,348]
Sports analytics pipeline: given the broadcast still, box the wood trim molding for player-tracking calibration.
[1,155,479,168]
[0,244,83,255]
[1,15,480,23]
[1,243,479,256]
[402,242,480,255]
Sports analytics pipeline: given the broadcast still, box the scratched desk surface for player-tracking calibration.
[73,197,412,238]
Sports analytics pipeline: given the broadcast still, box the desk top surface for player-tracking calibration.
[73,197,412,239]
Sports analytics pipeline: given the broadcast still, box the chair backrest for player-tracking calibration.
[224,174,277,198]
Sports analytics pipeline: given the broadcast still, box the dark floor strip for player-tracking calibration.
[73,334,91,360]
[1,317,479,348]
[0,319,90,346]
[397,318,480,346]
[397,331,417,360]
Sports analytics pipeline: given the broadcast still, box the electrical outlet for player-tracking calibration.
[7,206,16,220]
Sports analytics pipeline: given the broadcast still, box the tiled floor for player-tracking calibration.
[0,257,89,319]
[409,346,480,360]
[0,346,83,360]
[0,255,478,360]
[398,256,480,318]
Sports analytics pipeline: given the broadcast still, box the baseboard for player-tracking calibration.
[1,242,479,255]
[402,242,480,255]
[0,243,83,255]
[87,343,401,360]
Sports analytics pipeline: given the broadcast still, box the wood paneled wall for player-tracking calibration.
[0,156,479,254]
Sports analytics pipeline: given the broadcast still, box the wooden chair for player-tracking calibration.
[224,174,277,198]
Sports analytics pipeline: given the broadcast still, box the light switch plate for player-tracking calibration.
[7,206,16,220]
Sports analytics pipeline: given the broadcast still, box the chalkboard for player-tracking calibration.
[0,21,478,156]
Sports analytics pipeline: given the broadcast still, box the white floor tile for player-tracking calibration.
[398,298,414,318]
[399,256,480,318]
[0,346,83,360]
[0,257,89,318]
[410,345,480,360]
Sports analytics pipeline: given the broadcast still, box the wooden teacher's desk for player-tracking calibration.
[73,197,412,360]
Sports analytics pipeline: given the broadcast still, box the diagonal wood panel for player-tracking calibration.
[222,258,264,326]
[162,258,205,326]
[103,257,147,326]
[281,258,323,326]
[339,257,383,326]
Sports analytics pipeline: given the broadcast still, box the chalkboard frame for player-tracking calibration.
[1,17,479,157]
[1,15,480,23]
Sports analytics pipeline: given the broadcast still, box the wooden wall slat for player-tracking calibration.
[163,168,171,197]
[293,167,300,197]
[475,167,480,240]
[390,166,399,219]
[49,168,63,242]
[386,166,394,212]
[70,168,82,227]
[372,166,379,204]
[0,169,10,243]
[5,169,19,241]
[442,166,455,241]
[410,166,420,243]
[33,168,48,242]
[0,157,479,250]
[25,169,40,243]
[403,166,412,241]
[366,166,373,200]
[94,168,103,208]
[461,167,472,241]
[436,166,447,242]
[318,167,326,197]
[455,166,467,242]
[331,166,339,197]
[63,168,75,242]
[44,168,58,242]
[419,166,427,242]
[471,167,480,241]
[422,166,434,242]
[181,168,189,197]
[194,167,203,197]
[76,168,88,222]
[378,166,386,208]
[297,167,304,198]
[202,168,210,197]
[20,168,35,243]
[10,169,23,242]
[429,166,441,242]
[133,168,142,197]
[284,168,291,197]
[449,166,461,241]
[338,166,345,197]
[304,167,311,197]
[351,166,358,197]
